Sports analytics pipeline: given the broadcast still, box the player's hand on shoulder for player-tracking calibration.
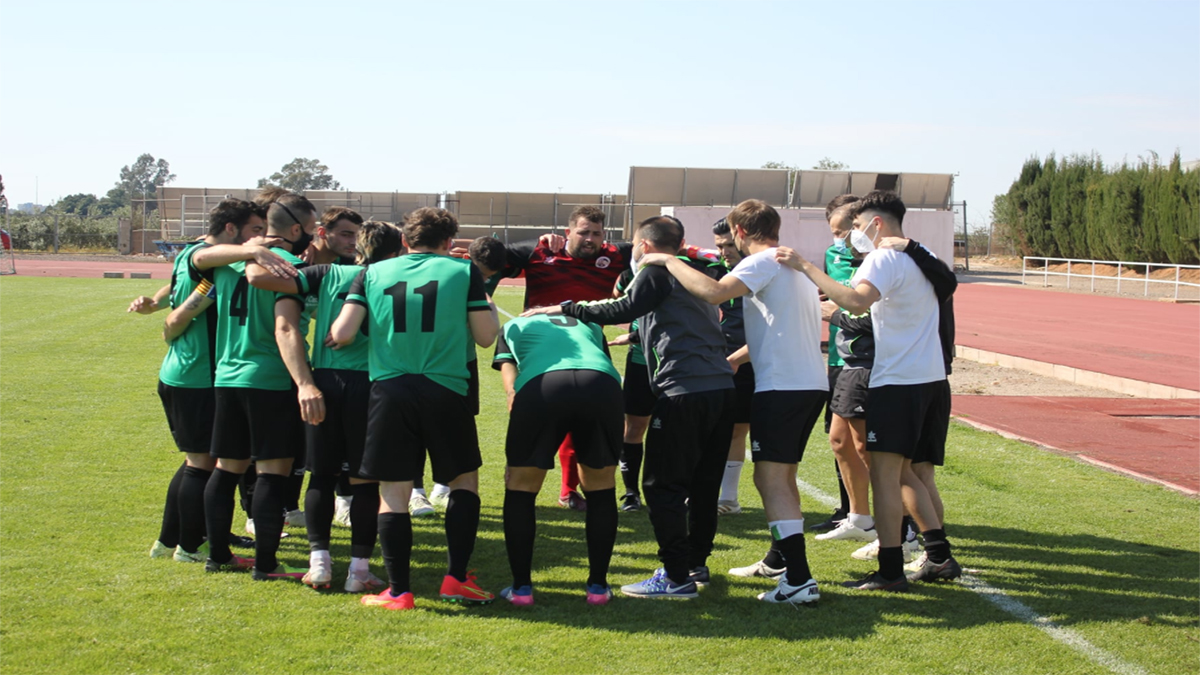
[538,233,566,253]
[820,300,839,321]
[774,246,805,270]
[243,235,283,248]
[520,305,562,318]
[637,253,672,268]
[128,296,158,314]
[252,246,298,278]
[877,236,909,251]
[449,246,470,259]
[607,333,632,347]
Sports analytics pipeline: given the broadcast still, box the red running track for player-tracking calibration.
[955,284,1200,391]
[11,258,174,280]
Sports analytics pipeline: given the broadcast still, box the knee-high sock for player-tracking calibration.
[178,465,211,554]
[157,461,187,547]
[559,436,579,497]
[335,473,354,498]
[503,490,537,588]
[251,473,288,572]
[378,512,413,595]
[445,490,481,581]
[620,443,643,495]
[350,482,380,559]
[305,473,337,552]
[583,488,617,588]
[204,468,242,563]
[238,466,255,517]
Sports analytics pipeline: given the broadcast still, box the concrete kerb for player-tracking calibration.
[954,345,1200,400]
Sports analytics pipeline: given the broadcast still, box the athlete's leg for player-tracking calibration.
[504,467,547,590]
[178,452,215,555]
[252,457,294,574]
[620,415,649,496]
[558,435,584,508]
[377,480,414,596]
[579,464,618,589]
[754,460,812,585]
[718,422,749,510]
[205,457,251,564]
[156,461,186,550]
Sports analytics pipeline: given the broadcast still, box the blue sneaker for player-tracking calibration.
[620,568,698,599]
[500,584,534,606]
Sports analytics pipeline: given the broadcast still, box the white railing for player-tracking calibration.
[1022,257,1200,299]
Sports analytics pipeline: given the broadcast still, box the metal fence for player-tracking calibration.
[3,213,121,253]
[1022,256,1200,300]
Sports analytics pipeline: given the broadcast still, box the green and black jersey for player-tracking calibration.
[345,253,490,395]
[614,268,646,366]
[159,241,216,388]
[491,314,619,393]
[291,263,369,372]
[212,247,306,390]
[825,245,857,367]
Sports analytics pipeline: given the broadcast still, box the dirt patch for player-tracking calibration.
[948,357,1131,398]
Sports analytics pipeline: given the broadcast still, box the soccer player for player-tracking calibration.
[137,199,293,562]
[329,207,499,611]
[640,200,827,605]
[608,271,650,512]
[776,190,961,591]
[710,217,753,517]
[524,216,734,600]
[492,313,623,606]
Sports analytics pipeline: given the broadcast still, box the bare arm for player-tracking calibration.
[500,362,518,412]
[775,247,880,315]
[727,344,751,373]
[162,282,214,342]
[129,284,171,314]
[247,261,303,292]
[275,300,324,425]
[329,303,367,348]
[640,253,750,305]
[192,243,297,279]
[469,300,500,347]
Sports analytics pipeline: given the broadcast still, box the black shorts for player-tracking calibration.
[750,389,827,464]
[306,369,370,477]
[865,380,951,465]
[824,366,842,433]
[622,354,656,418]
[467,358,480,416]
[506,370,623,470]
[158,382,215,454]
[830,367,870,419]
[361,375,482,484]
[210,387,303,462]
[731,362,755,424]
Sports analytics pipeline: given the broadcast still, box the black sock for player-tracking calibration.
[157,462,187,548]
[204,468,242,563]
[922,528,951,564]
[901,515,917,542]
[305,473,337,552]
[763,540,785,569]
[503,489,537,589]
[878,546,904,580]
[412,449,427,490]
[350,482,380,559]
[238,467,255,516]
[583,488,617,588]
[284,469,305,513]
[179,465,211,553]
[835,459,851,515]
[379,512,413,595]
[251,473,288,573]
[445,490,481,581]
[335,473,353,497]
[620,443,643,495]
[776,533,812,585]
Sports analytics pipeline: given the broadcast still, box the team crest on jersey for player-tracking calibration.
[595,256,611,269]
[543,257,556,265]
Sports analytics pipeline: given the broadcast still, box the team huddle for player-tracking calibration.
[132,186,961,610]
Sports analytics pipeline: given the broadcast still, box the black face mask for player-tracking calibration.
[283,229,313,254]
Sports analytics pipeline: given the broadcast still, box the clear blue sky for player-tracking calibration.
[3,0,1198,227]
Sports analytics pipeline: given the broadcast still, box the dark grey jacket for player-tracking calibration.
[563,261,733,397]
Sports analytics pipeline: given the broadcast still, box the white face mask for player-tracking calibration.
[849,228,875,254]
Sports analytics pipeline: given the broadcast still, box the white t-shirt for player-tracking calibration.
[851,249,946,387]
[728,248,828,393]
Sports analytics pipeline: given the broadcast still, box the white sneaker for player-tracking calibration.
[345,568,386,593]
[333,495,353,527]
[757,576,820,604]
[728,560,786,579]
[303,553,333,589]
[815,519,877,542]
[852,539,919,563]
[409,492,435,517]
[429,486,451,509]
[285,509,307,528]
[716,500,742,516]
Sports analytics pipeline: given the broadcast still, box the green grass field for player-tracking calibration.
[1,276,1196,675]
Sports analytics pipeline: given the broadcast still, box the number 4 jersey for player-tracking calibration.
[345,253,491,395]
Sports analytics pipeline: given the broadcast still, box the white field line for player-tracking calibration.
[795,479,1151,675]
[495,304,516,320]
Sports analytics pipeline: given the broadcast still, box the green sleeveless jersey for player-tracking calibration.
[825,245,856,367]
[212,250,306,390]
[345,253,490,394]
[491,314,619,393]
[293,263,369,372]
[158,242,216,388]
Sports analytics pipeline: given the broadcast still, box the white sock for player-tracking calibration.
[310,549,332,565]
[413,487,427,497]
[720,461,743,502]
[431,483,451,497]
[768,519,805,540]
[349,556,369,573]
[848,512,875,530]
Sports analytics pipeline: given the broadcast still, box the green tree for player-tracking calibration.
[56,193,100,215]
[258,158,342,191]
[812,157,849,170]
[112,154,176,210]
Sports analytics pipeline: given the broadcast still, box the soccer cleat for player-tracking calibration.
[814,520,877,542]
[758,576,820,605]
[559,490,587,511]
[173,542,210,563]
[716,500,742,516]
[361,589,415,611]
[620,568,698,599]
[620,492,642,512]
[904,551,929,574]
[842,571,910,592]
[429,487,451,509]
[303,554,333,589]
[500,585,534,606]
[688,566,711,587]
[205,554,256,573]
[440,573,495,604]
[586,584,614,606]
[906,555,963,583]
[852,539,919,562]
[284,509,307,528]
[229,533,255,549]
[808,509,847,532]
[728,559,786,580]
[149,541,173,559]
[252,563,308,581]
[409,492,436,518]
[345,568,386,593]
[333,496,353,527]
